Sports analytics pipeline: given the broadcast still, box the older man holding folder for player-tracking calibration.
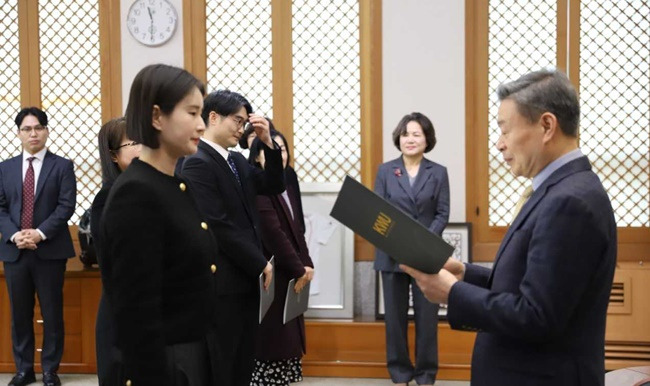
[401,69,617,386]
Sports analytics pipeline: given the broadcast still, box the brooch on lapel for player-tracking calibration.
[393,168,402,177]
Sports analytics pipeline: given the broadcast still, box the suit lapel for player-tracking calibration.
[228,153,258,221]
[412,160,433,198]
[276,191,301,245]
[394,157,416,204]
[488,156,592,285]
[35,151,54,202]
[10,156,23,200]
[200,141,245,195]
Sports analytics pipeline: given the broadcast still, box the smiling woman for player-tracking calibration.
[374,112,450,386]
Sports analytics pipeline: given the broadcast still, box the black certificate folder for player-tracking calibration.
[330,176,454,274]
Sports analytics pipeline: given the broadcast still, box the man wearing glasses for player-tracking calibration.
[182,90,284,386]
[0,107,76,386]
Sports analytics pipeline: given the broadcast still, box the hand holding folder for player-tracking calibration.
[330,176,455,274]
[259,257,275,324]
[283,279,310,324]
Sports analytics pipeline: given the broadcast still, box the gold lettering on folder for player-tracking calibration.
[373,212,394,237]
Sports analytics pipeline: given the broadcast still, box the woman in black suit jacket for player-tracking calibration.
[99,64,218,385]
[374,113,450,386]
[248,131,314,386]
[91,117,141,385]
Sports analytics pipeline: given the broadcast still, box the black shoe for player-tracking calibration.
[8,372,36,386]
[42,372,60,386]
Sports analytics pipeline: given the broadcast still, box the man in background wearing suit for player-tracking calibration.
[401,69,617,386]
[182,90,285,386]
[0,107,77,386]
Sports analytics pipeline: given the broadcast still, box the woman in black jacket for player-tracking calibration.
[91,117,141,385]
[98,64,218,385]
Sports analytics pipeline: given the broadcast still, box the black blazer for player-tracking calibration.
[182,140,285,295]
[99,159,218,385]
[0,151,76,262]
[447,157,617,385]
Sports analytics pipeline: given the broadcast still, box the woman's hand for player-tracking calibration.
[304,266,314,281]
[294,268,311,293]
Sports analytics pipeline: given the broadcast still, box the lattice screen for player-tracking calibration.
[0,1,22,161]
[205,0,272,117]
[39,0,102,223]
[580,1,650,227]
[487,0,557,226]
[292,0,360,183]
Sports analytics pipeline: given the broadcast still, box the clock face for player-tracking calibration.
[127,0,178,46]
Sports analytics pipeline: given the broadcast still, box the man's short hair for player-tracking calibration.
[392,112,437,153]
[15,107,48,129]
[125,64,205,148]
[497,69,580,137]
[202,90,253,125]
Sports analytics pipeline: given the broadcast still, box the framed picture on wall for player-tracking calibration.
[375,222,472,320]
[441,222,472,264]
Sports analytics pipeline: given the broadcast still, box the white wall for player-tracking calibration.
[120,0,185,113]
[382,0,466,221]
[118,1,467,220]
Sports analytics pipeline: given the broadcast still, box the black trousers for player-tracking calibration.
[4,251,67,373]
[211,293,259,386]
[381,271,439,385]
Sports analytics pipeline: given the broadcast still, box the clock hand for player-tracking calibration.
[147,7,154,42]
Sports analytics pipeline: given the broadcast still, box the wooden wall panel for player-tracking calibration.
[303,320,476,380]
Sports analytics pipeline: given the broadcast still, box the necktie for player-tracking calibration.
[227,153,241,185]
[511,185,533,222]
[21,157,36,229]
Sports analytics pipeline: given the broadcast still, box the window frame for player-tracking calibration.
[184,0,383,261]
[466,0,650,262]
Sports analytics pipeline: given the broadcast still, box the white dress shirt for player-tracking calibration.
[11,148,48,242]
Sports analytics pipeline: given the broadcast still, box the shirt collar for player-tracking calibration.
[23,147,47,163]
[201,137,229,161]
[532,148,583,190]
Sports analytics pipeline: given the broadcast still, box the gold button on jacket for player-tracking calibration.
[211,264,217,273]
[179,182,186,191]
[201,222,208,230]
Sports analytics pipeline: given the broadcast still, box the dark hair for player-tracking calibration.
[15,107,48,129]
[239,116,274,149]
[98,117,127,185]
[497,69,579,137]
[125,64,205,148]
[247,127,290,169]
[239,125,255,149]
[392,112,437,153]
[202,89,253,125]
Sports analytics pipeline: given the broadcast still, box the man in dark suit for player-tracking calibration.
[401,70,617,386]
[0,107,77,386]
[182,90,285,386]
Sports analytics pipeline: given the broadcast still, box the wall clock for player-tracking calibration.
[127,0,178,46]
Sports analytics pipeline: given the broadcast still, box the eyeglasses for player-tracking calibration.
[115,141,140,150]
[19,125,47,134]
[229,115,247,129]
